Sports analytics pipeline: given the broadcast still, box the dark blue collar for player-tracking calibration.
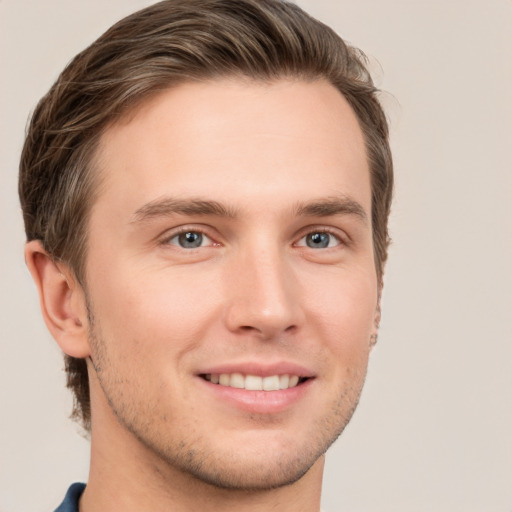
[54,483,86,512]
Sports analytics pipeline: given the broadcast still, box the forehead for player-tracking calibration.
[93,78,370,217]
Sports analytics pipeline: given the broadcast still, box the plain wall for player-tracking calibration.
[1,1,511,511]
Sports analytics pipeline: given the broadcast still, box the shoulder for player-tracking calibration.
[54,483,86,512]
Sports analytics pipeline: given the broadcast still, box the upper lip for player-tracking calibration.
[196,361,315,378]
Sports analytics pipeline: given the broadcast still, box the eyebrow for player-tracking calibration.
[294,196,368,223]
[131,195,367,224]
[131,197,238,223]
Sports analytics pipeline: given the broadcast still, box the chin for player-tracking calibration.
[161,443,322,491]
[127,404,354,492]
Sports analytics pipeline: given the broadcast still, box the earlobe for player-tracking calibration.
[25,240,91,358]
[370,288,382,349]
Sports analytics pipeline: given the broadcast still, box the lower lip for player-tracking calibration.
[198,377,314,414]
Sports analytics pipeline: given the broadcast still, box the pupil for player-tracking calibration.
[307,232,329,248]
[179,232,202,248]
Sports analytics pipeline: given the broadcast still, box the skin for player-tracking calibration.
[26,78,379,512]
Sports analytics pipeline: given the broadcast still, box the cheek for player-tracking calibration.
[87,261,225,355]
[305,267,377,330]
[302,268,377,365]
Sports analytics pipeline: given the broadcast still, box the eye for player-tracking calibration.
[167,231,212,249]
[297,231,341,249]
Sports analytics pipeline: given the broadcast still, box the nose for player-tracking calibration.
[223,245,304,340]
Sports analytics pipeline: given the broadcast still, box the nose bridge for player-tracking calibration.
[224,237,302,338]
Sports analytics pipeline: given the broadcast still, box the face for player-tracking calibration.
[84,78,378,490]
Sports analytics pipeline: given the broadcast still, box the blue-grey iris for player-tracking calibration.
[306,232,330,248]
[178,232,203,248]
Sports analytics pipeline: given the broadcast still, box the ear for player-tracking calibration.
[25,240,91,358]
[370,287,382,349]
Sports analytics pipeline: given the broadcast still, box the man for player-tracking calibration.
[19,0,393,510]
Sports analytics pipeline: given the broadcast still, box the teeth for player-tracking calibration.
[230,373,244,389]
[205,373,303,391]
[279,374,289,389]
[289,375,299,387]
[263,375,280,391]
[245,375,263,391]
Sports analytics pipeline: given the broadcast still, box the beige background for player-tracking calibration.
[1,1,511,511]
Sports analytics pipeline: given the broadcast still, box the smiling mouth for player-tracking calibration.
[201,373,309,391]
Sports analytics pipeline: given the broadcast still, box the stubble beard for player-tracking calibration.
[86,301,367,492]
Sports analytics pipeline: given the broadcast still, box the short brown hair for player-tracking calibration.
[19,0,393,430]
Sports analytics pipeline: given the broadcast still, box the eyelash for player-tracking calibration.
[158,226,348,250]
[294,228,345,249]
[160,226,217,249]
